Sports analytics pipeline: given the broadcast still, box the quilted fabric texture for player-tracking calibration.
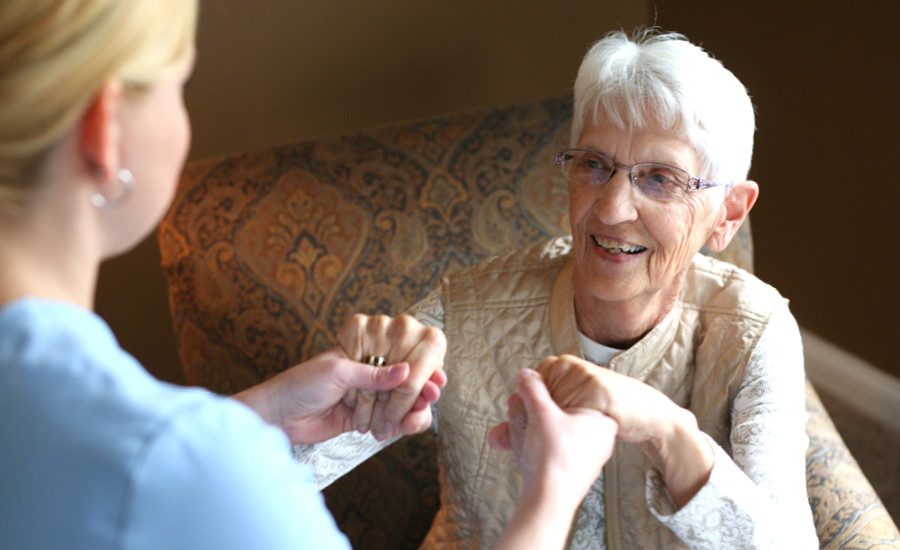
[160,96,898,549]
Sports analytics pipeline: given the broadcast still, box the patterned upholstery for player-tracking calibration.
[160,96,899,549]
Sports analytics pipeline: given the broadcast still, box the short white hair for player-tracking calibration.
[572,28,755,187]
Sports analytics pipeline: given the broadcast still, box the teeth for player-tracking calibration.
[592,236,646,254]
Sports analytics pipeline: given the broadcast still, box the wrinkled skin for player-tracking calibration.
[568,122,730,348]
[509,355,694,455]
[337,313,448,440]
[490,369,618,493]
[507,354,712,511]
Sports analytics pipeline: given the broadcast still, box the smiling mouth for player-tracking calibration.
[592,235,647,255]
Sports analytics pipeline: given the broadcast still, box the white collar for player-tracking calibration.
[577,331,623,367]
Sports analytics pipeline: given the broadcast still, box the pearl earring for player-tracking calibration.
[92,169,136,210]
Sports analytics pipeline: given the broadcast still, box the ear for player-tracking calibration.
[705,180,759,253]
[79,79,123,181]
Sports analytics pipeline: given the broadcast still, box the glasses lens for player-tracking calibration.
[632,164,689,201]
[562,150,615,186]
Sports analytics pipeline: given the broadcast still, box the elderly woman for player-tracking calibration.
[307,30,818,549]
[0,1,620,549]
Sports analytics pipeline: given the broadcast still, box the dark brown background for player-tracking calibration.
[96,0,899,385]
[654,0,899,380]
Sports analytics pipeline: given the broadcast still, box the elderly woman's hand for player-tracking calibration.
[336,314,448,440]
[514,355,714,509]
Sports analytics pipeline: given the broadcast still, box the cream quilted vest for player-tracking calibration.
[419,237,786,550]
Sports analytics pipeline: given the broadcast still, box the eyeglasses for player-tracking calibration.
[556,149,722,202]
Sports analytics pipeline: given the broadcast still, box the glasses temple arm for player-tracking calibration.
[688,178,720,191]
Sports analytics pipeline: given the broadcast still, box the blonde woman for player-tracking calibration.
[0,1,617,549]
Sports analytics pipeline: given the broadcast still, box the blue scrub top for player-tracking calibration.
[0,298,350,550]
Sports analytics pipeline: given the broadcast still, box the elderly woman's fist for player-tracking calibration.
[527,355,689,445]
[336,313,448,440]
[511,355,714,508]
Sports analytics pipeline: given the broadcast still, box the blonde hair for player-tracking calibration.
[572,28,755,188]
[0,0,198,212]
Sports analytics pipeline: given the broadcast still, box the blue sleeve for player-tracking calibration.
[121,397,351,550]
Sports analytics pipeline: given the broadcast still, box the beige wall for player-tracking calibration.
[96,0,650,385]
[97,0,900,385]
[184,0,649,160]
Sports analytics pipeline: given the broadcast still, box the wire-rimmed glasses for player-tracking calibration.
[556,149,721,202]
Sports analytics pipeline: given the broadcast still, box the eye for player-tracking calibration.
[562,150,617,186]
[575,153,614,184]
[583,153,612,169]
[583,156,604,170]
[646,168,676,185]
[635,164,684,199]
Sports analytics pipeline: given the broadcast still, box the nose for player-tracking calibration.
[592,168,639,225]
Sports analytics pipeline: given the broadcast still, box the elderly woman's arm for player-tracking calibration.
[674,306,815,544]
[533,355,715,505]
[534,304,818,549]
[642,305,817,548]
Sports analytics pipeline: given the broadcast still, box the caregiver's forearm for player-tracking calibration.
[494,477,580,550]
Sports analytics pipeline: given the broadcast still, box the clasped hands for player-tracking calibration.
[498,354,716,509]
[334,314,448,441]
[236,316,711,509]
[234,313,448,446]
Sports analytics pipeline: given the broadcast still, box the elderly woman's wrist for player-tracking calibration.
[645,412,714,508]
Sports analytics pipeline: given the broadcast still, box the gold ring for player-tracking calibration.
[365,355,386,367]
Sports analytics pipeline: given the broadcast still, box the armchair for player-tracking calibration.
[160,96,899,549]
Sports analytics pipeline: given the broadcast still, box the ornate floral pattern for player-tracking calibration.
[805,383,900,547]
[160,96,898,549]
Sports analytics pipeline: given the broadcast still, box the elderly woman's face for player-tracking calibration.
[569,122,722,307]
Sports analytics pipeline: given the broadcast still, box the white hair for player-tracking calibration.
[571,28,755,187]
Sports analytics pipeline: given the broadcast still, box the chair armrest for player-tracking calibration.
[805,379,900,548]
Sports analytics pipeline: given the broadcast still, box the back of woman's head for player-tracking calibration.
[0,0,198,212]
[572,28,755,187]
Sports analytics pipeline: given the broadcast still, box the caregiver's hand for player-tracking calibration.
[534,355,715,509]
[489,369,618,550]
[336,314,447,441]
[232,348,411,445]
